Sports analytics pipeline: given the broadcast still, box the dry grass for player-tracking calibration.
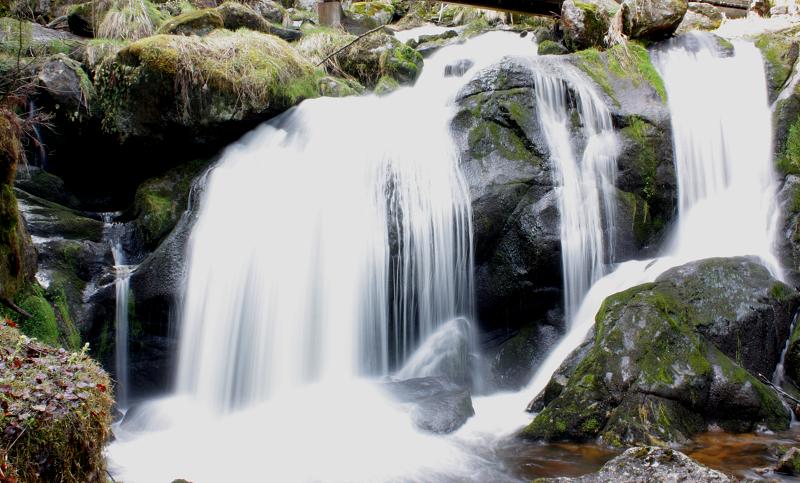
[98,0,164,41]
[123,29,320,114]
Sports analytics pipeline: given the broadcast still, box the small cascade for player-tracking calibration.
[773,311,799,387]
[27,100,47,168]
[102,213,133,408]
[531,62,619,324]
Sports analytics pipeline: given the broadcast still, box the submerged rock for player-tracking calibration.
[776,447,800,475]
[382,377,475,434]
[523,257,796,446]
[541,446,730,482]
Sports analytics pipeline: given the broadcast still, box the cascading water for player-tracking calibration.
[109,32,538,483]
[103,213,132,408]
[531,63,619,323]
[524,32,783,401]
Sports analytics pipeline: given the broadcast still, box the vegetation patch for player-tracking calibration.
[98,0,167,40]
[0,321,113,482]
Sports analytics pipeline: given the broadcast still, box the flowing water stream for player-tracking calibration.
[103,213,133,409]
[107,30,785,482]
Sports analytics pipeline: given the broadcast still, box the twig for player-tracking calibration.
[758,373,800,405]
[105,468,117,483]
[316,25,389,67]
[1,298,33,319]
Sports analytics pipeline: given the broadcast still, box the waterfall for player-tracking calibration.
[103,212,132,408]
[525,32,782,401]
[531,63,619,323]
[169,34,545,412]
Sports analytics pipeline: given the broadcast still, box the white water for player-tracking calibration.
[103,212,132,409]
[532,62,619,324]
[108,32,538,483]
[108,30,784,482]
[524,33,783,403]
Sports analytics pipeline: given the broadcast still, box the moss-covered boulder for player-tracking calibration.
[538,39,568,55]
[133,159,208,250]
[297,28,422,88]
[523,257,795,447]
[621,0,687,40]
[95,29,321,145]
[560,0,617,51]
[157,7,224,35]
[237,0,285,23]
[215,2,301,40]
[0,321,113,481]
[0,17,81,57]
[35,53,95,124]
[347,0,394,29]
[675,2,723,35]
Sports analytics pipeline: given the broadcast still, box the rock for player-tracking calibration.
[317,75,364,97]
[489,323,562,390]
[215,2,302,40]
[66,1,97,36]
[776,447,800,475]
[523,257,794,446]
[560,0,617,51]
[238,0,286,22]
[16,190,103,242]
[382,377,475,433]
[347,0,394,30]
[538,39,569,55]
[297,29,423,88]
[0,17,81,51]
[35,53,94,123]
[15,167,80,208]
[94,30,320,146]
[783,317,800,387]
[157,8,224,35]
[133,159,209,251]
[0,324,113,482]
[675,2,723,34]
[622,0,688,40]
[540,447,730,482]
[754,27,800,103]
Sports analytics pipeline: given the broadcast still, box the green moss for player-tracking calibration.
[374,75,399,95]
[607,43,666,102]
[778,116,800,176]
[18,294,59,345]
[576,48,615,101]
[461,17,490,38]
[538,40,567,56]
[157,7,223,35]
[755,29,799,92]
[350,0,394,18]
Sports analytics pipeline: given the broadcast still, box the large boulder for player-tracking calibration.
[157,8,224,36]
[34,53,95,126]
[448,47,672,359]
[523,257,796,446]
[560,0,618,51]
[621,0,688,40]
[675,2,723,35]
[94,30,321,146]
[540,447,730,482]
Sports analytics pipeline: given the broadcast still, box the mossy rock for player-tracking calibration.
[0,322,113,482]
[571,42,666,106]
[15,189,104,241]
[95,29,321,143]
[134,158,208,249]
[560,0,617,51]
[0,110,36,302]
[158,7,223,35]
[298,29,422,88]
[538,39,568,55]
[523,257,795,446]
[348,0,394,28]
[756,26,800,102]
[317,75,364,97]
[216,2,269,32]
[621,0,688,40]
[0,17,81,58]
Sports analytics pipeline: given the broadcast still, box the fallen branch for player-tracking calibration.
[1,298,32,319]
[316,25,389,67]
[758,373,800,406]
